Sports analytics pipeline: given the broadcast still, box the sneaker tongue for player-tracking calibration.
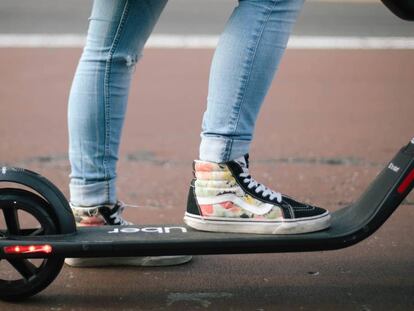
[234,155,249,173]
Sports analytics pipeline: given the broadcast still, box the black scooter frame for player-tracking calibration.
[0,139,413,259]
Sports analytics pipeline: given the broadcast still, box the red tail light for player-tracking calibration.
[397,168,414,194]
[4,244,53,254]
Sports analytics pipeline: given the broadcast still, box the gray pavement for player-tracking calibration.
[0,0,413,36]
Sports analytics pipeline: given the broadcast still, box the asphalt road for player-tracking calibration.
[0,48,413,311]
[0,0,412,36]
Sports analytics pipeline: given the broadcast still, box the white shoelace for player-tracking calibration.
[109,201,136,225]
[239,172,283,203]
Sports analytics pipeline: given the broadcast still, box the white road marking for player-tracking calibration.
[0,34,413,49]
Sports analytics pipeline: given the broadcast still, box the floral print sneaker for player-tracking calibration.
[184,155,331,234]
[70,201,133,227]
[65,201,192,267]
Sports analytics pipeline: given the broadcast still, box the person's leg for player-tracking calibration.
[186,0,331,234]
[67,0,191,266]
[200,0,304,163]
[68,0,167,208]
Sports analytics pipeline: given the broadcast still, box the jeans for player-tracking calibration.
[68,0,304,206]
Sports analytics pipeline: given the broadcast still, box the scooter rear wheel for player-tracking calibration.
[0,188,64,301]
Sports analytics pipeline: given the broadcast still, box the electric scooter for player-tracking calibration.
[0,0,413,302]
[0,138,413,300]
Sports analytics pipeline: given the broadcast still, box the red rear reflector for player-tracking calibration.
[398,168,414,194]
[4,244,52,254]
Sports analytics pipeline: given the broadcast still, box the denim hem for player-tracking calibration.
[69,179,117,207]
[199,135,251,163]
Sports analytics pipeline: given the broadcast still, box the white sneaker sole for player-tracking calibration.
[184,212,331,235]
[64,255,192,268]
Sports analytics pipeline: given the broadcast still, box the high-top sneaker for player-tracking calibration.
[71,201,133,227]
[184,155,331,234]
[65,201,192,267]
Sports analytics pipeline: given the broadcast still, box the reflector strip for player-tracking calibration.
[397,169,414,194]
[4,244,52,254]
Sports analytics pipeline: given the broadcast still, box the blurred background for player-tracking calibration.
[0,0,413,36]
[0,1,413,310]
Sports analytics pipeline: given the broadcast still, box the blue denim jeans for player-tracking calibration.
[68,0,304,206]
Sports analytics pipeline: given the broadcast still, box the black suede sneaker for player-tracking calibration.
[184,155,331,234]
[65,201,192,267]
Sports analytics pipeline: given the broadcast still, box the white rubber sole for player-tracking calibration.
[64,255,192,268]
[184,212,331,235]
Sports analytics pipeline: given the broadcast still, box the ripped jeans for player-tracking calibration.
[68,0,304,206]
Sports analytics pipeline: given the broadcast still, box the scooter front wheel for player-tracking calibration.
[0,188,64,301]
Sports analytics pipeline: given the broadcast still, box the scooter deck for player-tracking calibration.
[0,204,392,257]
[1,141,413,258]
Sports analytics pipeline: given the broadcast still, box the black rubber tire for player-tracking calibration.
[0,188,64,301]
